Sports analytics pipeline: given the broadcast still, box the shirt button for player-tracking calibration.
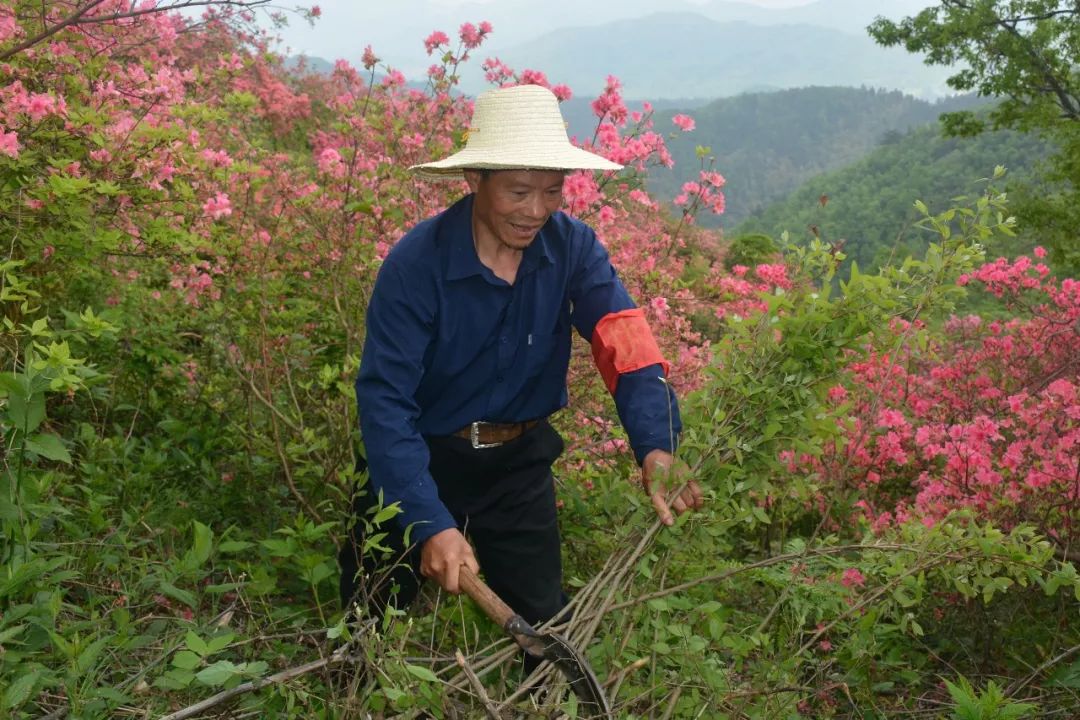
[500,336,508,344]
[496,375,504,382]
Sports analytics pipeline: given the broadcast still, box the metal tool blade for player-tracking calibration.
[505,616,611,718]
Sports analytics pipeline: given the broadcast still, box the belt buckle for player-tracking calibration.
[470,421,504,450]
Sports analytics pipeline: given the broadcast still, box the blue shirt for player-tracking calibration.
[357,193,681,543]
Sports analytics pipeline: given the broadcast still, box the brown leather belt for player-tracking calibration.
[453,419,541,449]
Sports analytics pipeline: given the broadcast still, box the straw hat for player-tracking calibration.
[410,84,624,181]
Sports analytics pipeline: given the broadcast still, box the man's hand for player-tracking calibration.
[641,449,704,526]
[420,528,480,594]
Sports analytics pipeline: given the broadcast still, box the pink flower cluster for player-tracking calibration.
[792,254,1080,543]
[458,21,492,50]
[424,31,450,55]
[673,169,726,218]
[203,192,232,219]
[671,114,695,132]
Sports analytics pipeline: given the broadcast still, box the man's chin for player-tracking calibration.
[500,235,535,251]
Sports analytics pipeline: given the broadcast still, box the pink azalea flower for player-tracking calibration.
[459,22,482,49]
[361,45,379,70]
[203,192,232,220]
[0,11,19,43]
[650,296,670,322]
[518,69,549,88]
[840,568,866,588]
[424,31,450,55]
[27,93,57,120]
[0,130,19,158]
[551,84,572,101]
[672,114,695,132]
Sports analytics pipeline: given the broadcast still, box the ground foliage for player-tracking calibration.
[1,3,1079,719]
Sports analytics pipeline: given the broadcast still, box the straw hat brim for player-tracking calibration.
[410,83,625,181]
[410,145,623,181]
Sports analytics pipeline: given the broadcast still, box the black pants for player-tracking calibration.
[338,420,567,627]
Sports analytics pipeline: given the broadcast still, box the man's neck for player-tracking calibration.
[473,222,523,285]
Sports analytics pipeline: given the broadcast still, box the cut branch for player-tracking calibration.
[158,645,353,720]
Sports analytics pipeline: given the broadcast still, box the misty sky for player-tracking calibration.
[271,0,822,74]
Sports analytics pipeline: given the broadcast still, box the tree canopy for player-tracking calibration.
[869,0,1080,270]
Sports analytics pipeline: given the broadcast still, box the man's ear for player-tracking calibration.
[463,170,481,193]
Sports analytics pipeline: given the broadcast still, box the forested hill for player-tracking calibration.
[646,86,986,227]
[734,123,1051,271]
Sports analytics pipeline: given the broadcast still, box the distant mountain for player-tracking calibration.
[647,86,986,227]
[465,13,954,99]
[286,55,335,75]
[733,122,1050,272]
[559,96,715,144]
[285,55,435,93]
[289,0,933,83]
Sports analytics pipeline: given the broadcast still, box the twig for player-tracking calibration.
[157,645,353,720]
[658,686,683,720]
[455,649,503,719]
[1007,642,1080,697]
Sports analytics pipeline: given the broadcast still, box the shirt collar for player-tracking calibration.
[443,194,555,282]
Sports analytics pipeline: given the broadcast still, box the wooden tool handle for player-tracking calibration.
[459,565,515,628]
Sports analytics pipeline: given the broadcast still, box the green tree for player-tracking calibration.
[869,1,1080,270]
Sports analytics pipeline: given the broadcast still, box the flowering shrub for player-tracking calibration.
[800,251,1080,548]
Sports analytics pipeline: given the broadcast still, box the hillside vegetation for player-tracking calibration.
[735,123,1052,271]
[648,86,986,227]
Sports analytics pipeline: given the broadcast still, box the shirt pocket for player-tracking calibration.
[523,329,570,379]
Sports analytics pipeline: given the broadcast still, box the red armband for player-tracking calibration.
[590,308,670,394]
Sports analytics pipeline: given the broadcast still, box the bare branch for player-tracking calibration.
[0,0,275,61]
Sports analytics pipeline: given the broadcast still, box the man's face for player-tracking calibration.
[465,169,566,251]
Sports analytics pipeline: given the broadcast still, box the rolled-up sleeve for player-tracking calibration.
[356,259,456,544]
[567,226,682,465]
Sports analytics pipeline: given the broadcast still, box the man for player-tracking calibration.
[339,84,703,628]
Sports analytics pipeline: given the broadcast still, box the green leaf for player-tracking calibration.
[172,650,202,670]
[25,433,72,464]
[217,540,253,553]
[188,520,213,568]
[205,632,234,655]
[244,661,268,677]
[405,664,439,683]
[158,581,197,608]
[383,687,406,703]
[195,660,241,686]
[0,371,24,396]
[185,630,209,656]
[7,391,45,433]
[0,624,26,645]
[76,636,111,674]
[154,668,195,690]
[3,669,40,709]
[372,503,401,525]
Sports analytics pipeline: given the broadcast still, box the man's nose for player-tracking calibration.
[526,193,547,219]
